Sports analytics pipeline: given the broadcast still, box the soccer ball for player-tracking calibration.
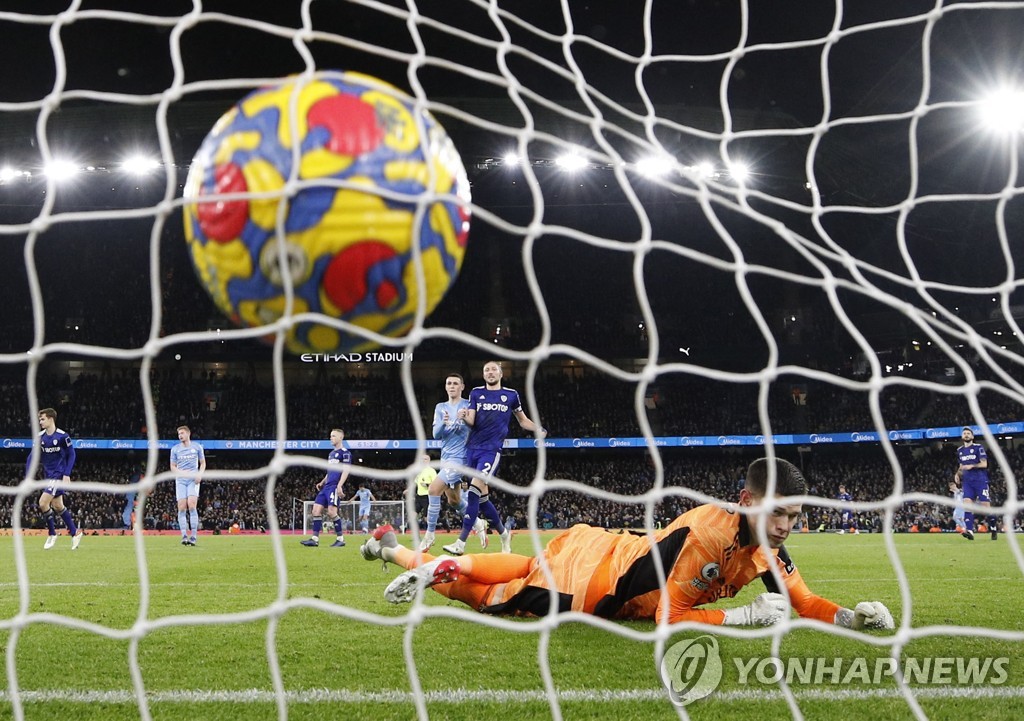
[182,71,471,354]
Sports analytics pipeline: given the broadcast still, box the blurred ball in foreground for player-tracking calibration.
[182,71,471,354]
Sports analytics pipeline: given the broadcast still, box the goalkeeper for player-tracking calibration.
[361,457,894,629]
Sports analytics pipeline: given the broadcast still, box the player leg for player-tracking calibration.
[958,479,974,540]
[39,489,58,549]
[444,478,483,555]
[327,503,346,547]
[176,480,190,545]
[302,499,326,547]
[52,493,82,550]
[359,508,370,534]
[961,491,976,541]
[187,482,200,546]
[422,474,448,551]
[980,498,997,540]
[474,452,510,552]
[382,546,534,604]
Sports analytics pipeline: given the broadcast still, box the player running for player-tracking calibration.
[422,373,486,552]
[442,361,546,556]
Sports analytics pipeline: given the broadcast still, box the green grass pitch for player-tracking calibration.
[0,530,1022,721]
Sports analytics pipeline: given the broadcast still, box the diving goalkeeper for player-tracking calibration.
[360,457,894,629]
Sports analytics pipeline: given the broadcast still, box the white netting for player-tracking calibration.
[2,1,1024,720]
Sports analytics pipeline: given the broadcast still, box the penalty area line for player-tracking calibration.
[2,685,1024,705]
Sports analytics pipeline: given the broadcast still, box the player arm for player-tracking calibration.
[663,532,782,626]
[369,492,377,502]
[460,406,477,427]
[62,439,77,480]
[432,406,447,439]
[513,409,546,436]
[197,454,206,482]
[770,550,894,629]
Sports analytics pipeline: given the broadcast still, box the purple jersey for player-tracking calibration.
[958,442,990,501]
[325,446,352,488]
[957,443,988,484]
[466,385,522,453]
[27,428,76,480]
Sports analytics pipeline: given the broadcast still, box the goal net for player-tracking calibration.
[1,1,1023,720]
[301,499,406,536]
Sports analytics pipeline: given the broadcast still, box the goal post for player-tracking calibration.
[302,499,406,536]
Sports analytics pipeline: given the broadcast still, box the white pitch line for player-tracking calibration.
[2,685,1024,705]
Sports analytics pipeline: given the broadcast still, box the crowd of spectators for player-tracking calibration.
[2,444,1021,535]
[1,363,1021,444]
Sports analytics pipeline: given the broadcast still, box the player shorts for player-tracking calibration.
[41,480,66,498]
[415,495,429,515]
[314,485,341,508]
[962,479,990,503]
[358,504,371,517]
[481,524,619,617]
[465,448,501,481]
[438,466,464,488]
[175,478,200,501]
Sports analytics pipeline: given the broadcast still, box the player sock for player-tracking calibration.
[459,487,481,543]
[459,553,533,584]
[61,509,78,536]
[964,512,974,532]
[312,516,323,536]
[189,509,199,536]
[426,495,441,533]
[178,510,188,536]
[332,516,344,535]
[394,545,429,570]
[43,508,56,534]
[478,495,506,535]
[361,521,369,533]
[456,497,468,517]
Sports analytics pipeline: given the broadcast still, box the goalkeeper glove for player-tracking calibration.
[835,601,895,630]
[722,592,789,626]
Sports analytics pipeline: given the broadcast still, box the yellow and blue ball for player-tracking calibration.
[182,71,471,354]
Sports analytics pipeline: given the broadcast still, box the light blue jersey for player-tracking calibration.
[171,442,205,481]
[171,441,205,501]
[355,487,372,513]
[433,398,470,486]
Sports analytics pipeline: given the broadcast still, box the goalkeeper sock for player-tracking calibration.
[61,509,78,536]
[964,512,974,532]
[478,496,506,535]
[178,510,188,537]
[458,553,533,583]
[189,509,199,536]
[426,495,441,533]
